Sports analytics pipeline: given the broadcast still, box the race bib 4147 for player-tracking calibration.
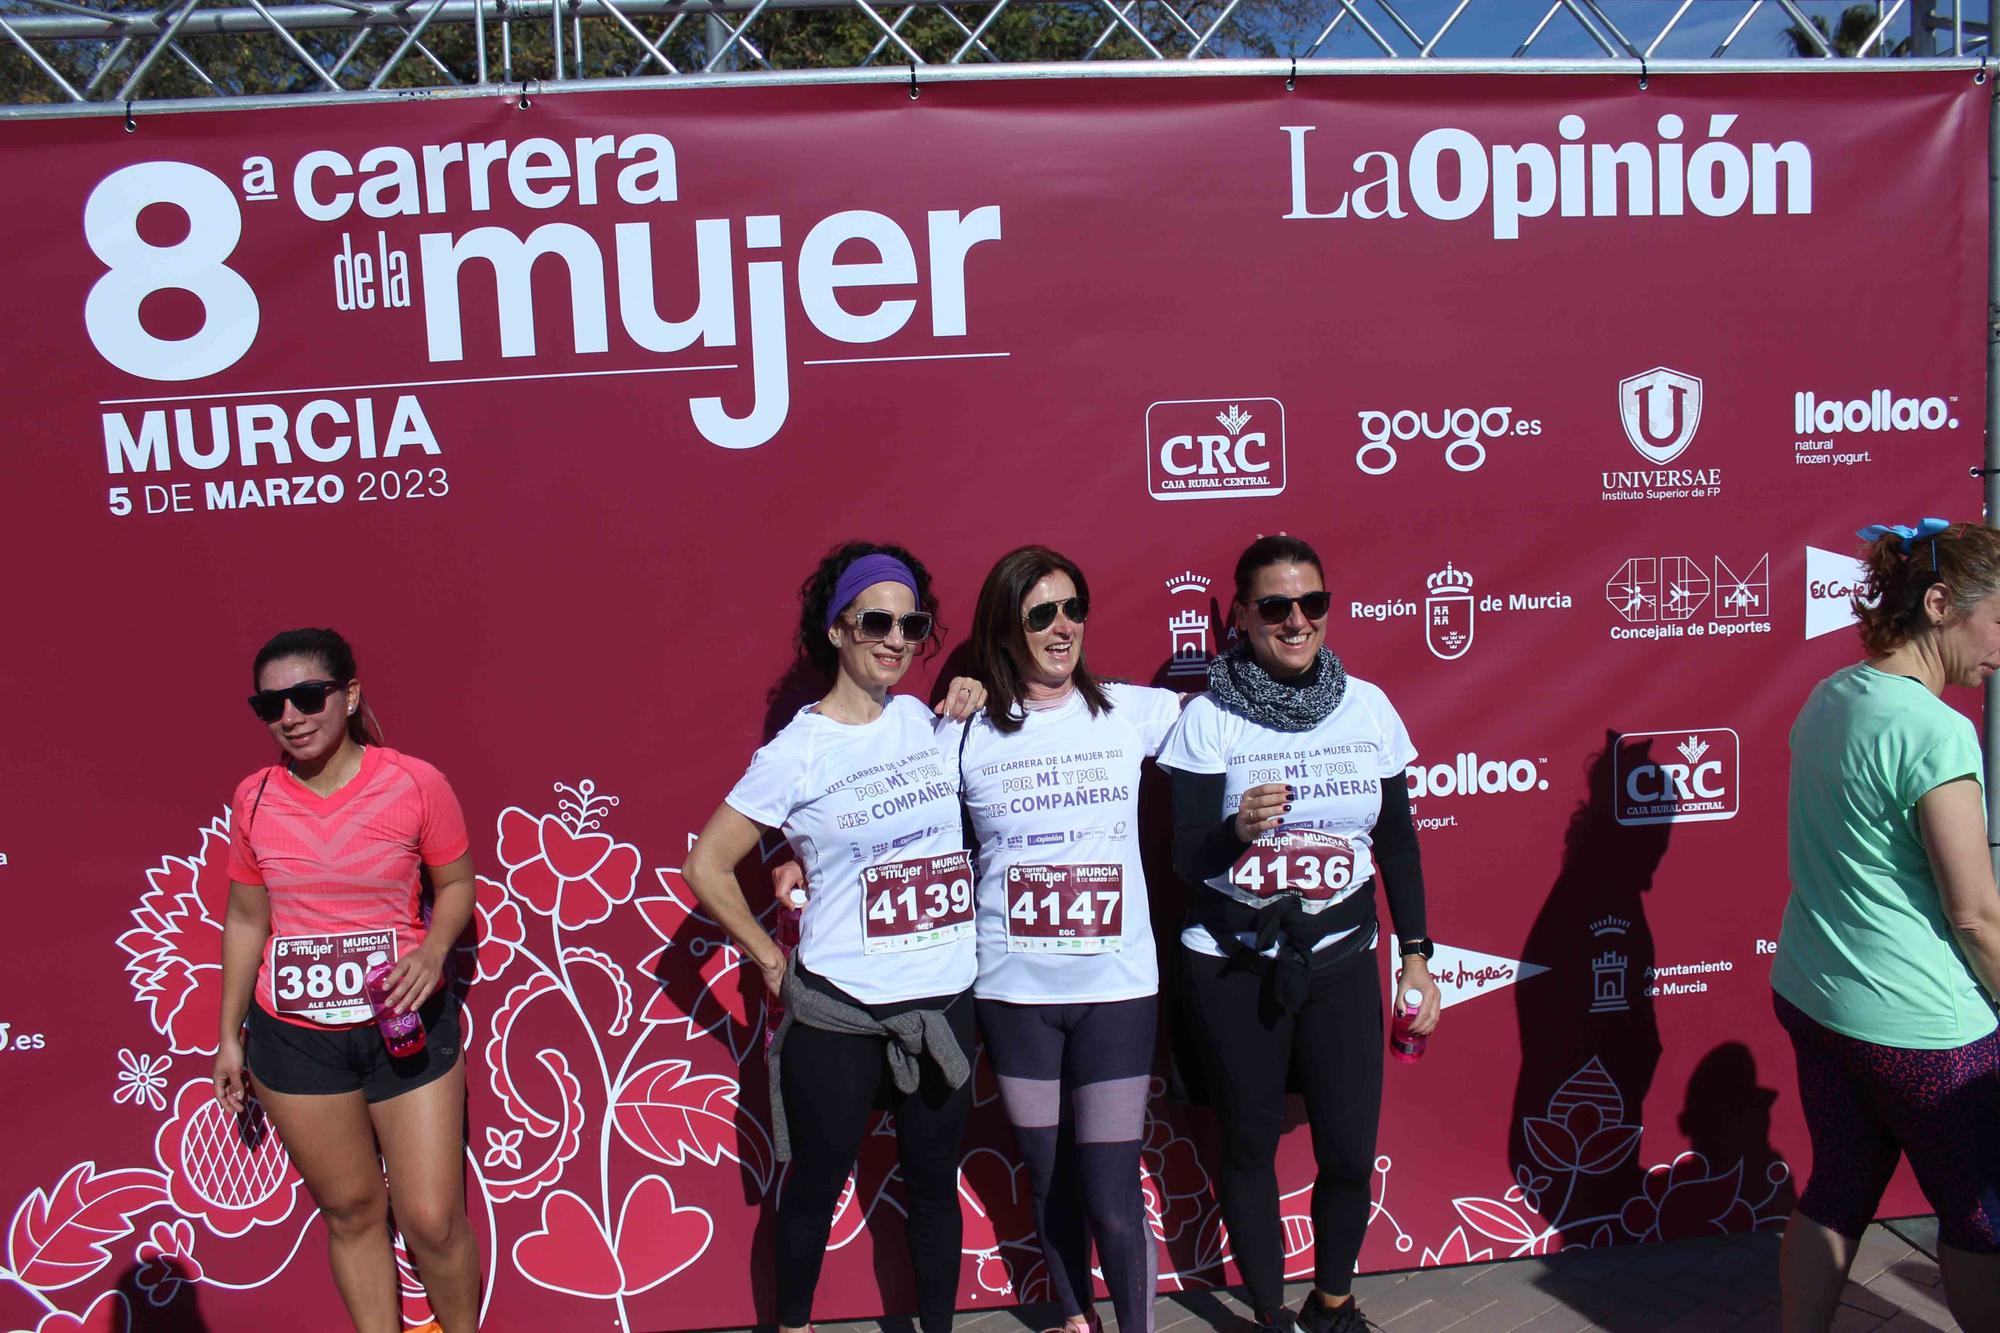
[1004,863,1124,953]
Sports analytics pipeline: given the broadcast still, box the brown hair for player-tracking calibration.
[972,545,1111,735]
[1233,534,1324,604]
[1854,522,2000,655]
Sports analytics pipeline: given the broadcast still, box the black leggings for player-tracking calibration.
[977,996,1158,1333]
[1181,944,1383,1310]
[776,992,975,1332]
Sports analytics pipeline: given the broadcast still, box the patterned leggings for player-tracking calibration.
[1774,990,2000,1253]
[976,996,1158,1333]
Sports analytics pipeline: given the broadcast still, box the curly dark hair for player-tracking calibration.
[252,627,375,745]
[1854,522,2000,655]
[973,545,1111,734]
[796,541,943,678]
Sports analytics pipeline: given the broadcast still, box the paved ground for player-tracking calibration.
[793,1219,1962,1333]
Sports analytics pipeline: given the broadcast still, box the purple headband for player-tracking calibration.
[825,553,922,627]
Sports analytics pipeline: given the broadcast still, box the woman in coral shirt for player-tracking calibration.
[214,628,480,1333]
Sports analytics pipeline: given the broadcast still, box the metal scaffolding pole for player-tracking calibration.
[0,0,1988,107]
[1987,67,2000,879]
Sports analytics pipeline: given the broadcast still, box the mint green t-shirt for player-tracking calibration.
[1773,663,1995,1048]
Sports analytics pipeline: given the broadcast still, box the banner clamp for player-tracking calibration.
[1286,56,1296,91]
[1976,52,1988,84]
[518,78,538,109]
[908,61,919,100]
[1637,55,1648,91]
[123,98,135,132]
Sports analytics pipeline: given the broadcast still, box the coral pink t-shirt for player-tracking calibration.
[228,746,470,1028]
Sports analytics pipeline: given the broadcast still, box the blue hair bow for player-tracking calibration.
[1855,517,1950,546]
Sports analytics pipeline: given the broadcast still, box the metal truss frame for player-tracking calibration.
[0,0,1989,111]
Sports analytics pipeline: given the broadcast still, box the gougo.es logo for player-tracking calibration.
[0,1020,48,1052]
[1355,406,1542,475]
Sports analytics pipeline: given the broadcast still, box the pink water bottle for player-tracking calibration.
[763,889,804,1052]
[1389,987,1427,1064]
[364,951,426,1059]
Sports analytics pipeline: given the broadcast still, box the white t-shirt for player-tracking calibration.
[950,683,1183,1004]
[1156,677,1416,959]
[725,694,975,1004]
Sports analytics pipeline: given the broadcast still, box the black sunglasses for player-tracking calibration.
[1022,597,1090,633]
[1250,592,1331,625]
[849,609,935,643]
[248,679,348,723]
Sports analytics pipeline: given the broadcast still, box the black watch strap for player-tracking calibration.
[1398,936,1435,960]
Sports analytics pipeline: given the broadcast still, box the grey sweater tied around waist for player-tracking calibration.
[765,966,971,1162]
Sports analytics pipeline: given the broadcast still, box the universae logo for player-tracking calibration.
[1612,728,1740,825]
[1618,367,1702,464]
[1146,398,1286,501]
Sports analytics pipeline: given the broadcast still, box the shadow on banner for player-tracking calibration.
[1507,732,1667,1247]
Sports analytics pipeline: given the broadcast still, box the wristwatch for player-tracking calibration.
[1398,936,1435,962]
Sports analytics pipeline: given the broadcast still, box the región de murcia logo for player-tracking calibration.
[1425,563,1476,660]
[1350,562,1571,658]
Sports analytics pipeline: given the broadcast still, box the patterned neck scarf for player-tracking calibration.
[1206,643,1346,732]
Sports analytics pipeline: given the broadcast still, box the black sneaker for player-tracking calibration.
[1251,1309,1296,1331]
[1295,1293,1378,1333]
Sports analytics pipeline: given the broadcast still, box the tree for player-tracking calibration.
[1779,3,1912,58]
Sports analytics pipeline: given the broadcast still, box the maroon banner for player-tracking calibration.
[0,69,1986,1332]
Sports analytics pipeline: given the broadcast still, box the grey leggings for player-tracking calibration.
[975,995,1158,1333]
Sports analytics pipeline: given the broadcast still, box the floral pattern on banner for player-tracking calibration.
[2,778,1800,1330]
[1417,1058,1793,1264]
[131,1221,201,1308]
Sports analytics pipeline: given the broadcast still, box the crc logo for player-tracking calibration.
[1146,398,1286,501]
[1613,728,1739,826]
[1618,367,1703,464]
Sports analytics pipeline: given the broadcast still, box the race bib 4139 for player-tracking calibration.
[860,851,975,955]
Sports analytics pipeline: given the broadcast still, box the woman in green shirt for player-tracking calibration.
[1774,518,2000,1333]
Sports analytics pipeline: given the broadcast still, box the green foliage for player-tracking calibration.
[1779,3,1913,58]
